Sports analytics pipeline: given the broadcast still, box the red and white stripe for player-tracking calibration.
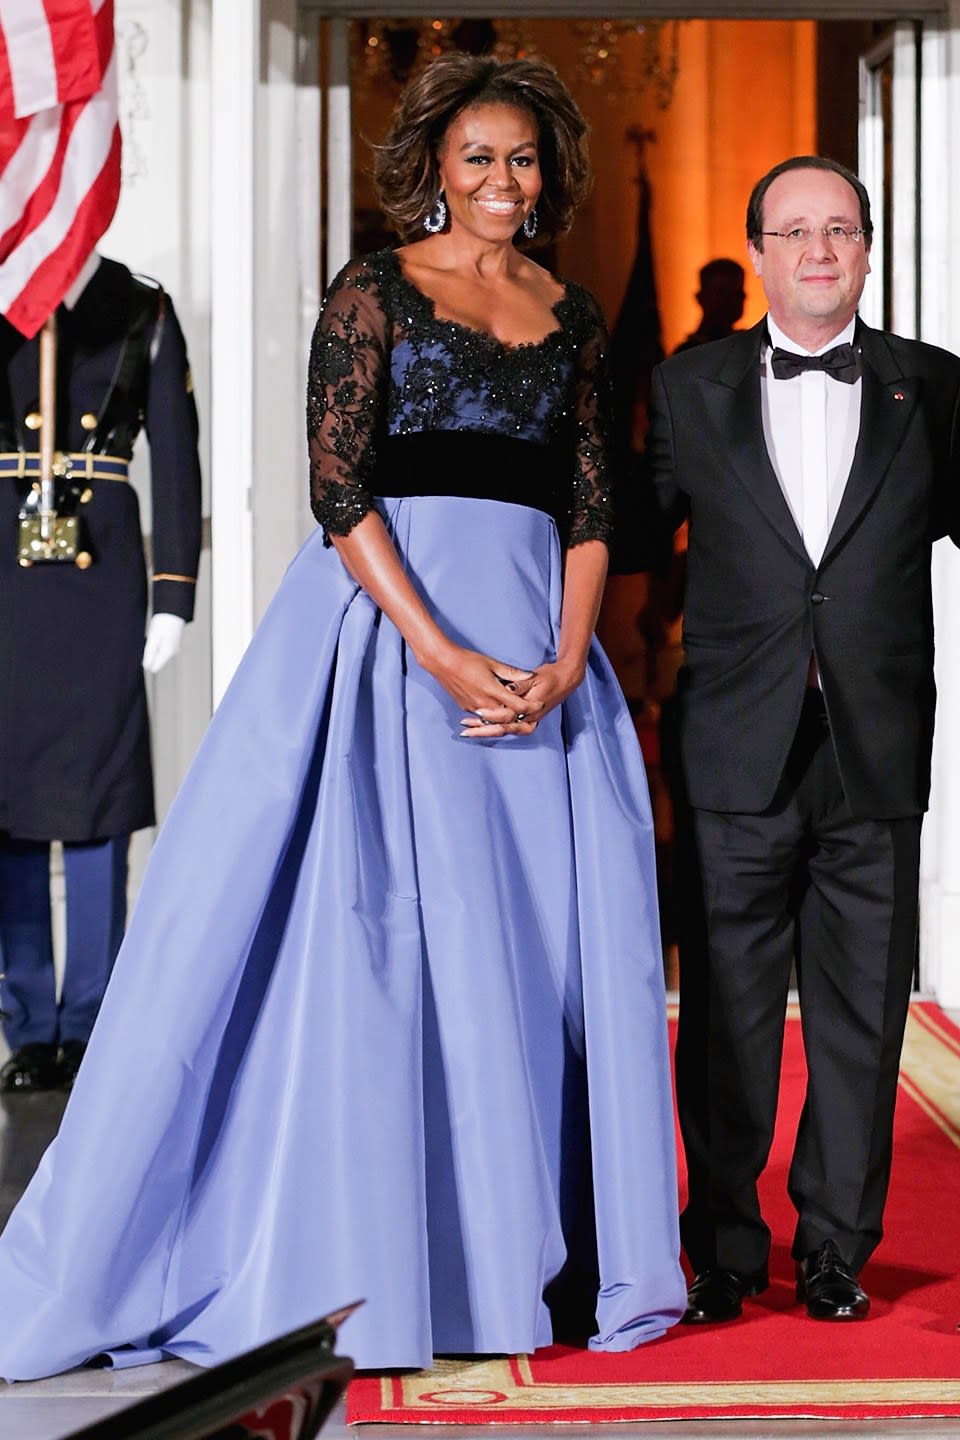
[0,0,120,338]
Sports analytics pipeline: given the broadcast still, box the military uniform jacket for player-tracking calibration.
[648,317,960,820]
[0,257,202,841]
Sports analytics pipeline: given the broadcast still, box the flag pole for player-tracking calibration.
[38,311,57,543]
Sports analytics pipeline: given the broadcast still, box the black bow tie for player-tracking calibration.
[769,342,861,384]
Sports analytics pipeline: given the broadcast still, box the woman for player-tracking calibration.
[0,54,685,1380]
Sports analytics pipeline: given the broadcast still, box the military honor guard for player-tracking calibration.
[0,252,202,1091]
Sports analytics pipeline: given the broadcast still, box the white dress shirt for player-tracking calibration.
[760,314,861,568]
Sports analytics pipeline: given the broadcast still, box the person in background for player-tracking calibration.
[673,257,746,353]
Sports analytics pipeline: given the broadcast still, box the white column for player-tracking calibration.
[212,3,325,645]
[857,44,886,330]
[326,17,352,286]
[890,22,918,339]
[102,0,213,897]
[297,11,324,545]
[857,24,918,336]
[251,0,310,618]
[210,0,258,701]
[918,3,960,1005]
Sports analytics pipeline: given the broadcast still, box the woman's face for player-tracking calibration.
[436,101,541,242]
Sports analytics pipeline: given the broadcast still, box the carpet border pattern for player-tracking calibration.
[347,1001,960,1425]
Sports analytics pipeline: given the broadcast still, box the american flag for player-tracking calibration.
[0,0,120,338]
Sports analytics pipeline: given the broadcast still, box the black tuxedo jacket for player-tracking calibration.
[648,316,960,819]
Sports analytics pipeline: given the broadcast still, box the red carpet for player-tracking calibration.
[347,1002,960,1423]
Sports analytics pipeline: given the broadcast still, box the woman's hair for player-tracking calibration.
[373,53,591,246]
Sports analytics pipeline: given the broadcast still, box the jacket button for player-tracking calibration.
[811,591,826,605]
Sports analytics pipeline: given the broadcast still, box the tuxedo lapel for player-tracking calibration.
[821,321,918,565]
[698,323,809,564]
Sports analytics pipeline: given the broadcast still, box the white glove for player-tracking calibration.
[142,613,185,674]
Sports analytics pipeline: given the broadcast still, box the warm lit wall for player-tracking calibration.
[551,19,817,351]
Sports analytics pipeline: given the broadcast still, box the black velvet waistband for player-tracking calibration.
[371,431,569,528]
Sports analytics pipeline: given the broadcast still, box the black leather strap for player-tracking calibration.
[83,278,164,457]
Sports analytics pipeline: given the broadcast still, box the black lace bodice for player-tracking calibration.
[306,248,613,548]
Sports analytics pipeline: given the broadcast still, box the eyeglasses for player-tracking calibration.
[760,226,866,247]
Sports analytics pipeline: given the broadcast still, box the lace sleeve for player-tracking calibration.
[307,256,390,541]
[568,288,614,549]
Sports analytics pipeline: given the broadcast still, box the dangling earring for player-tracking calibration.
[424,192,447,234]
[522,208,538,240]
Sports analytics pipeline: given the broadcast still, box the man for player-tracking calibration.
[0,253,202,1092]
[674,258,746,353]
[648,156,960,1323]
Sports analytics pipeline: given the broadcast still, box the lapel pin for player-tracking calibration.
[893,390,905,401]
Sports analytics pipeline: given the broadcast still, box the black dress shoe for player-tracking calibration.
[682,1266,769,1324]
[0,1042,61,1093]
[58,1039,87,1090]
[796,1239,870,1320]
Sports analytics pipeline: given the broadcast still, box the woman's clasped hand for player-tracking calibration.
[418,640,583,737]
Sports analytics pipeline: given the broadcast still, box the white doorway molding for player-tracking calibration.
[301,0,945,14]
[917,1,960,1005]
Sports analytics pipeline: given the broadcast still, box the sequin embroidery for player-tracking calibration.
[306,248,613,547]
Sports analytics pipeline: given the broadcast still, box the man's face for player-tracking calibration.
[747,168,871,339]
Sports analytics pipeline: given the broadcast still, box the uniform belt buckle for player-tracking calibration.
[17,512,82,566]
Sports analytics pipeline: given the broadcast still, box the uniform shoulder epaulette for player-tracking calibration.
[130,274,166,363]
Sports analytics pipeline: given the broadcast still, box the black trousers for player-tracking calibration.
[677,691,922,1276]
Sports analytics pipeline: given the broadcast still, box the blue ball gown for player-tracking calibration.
[0,250,686,1380]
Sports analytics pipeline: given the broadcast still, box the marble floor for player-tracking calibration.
[3,1367,960,1440]
[1,1029,959,1438]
